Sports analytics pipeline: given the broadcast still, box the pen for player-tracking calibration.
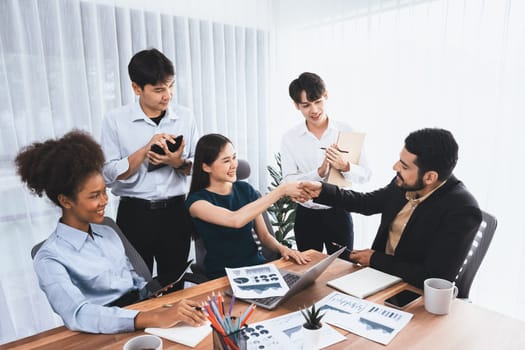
[320,147,349,153]
[163,303,202,312]
[331,241,352,253]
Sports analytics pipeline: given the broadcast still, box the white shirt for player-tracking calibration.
[101,101,199,200]
[281,118,371,209]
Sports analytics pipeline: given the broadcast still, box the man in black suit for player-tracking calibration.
[298,128,482,288]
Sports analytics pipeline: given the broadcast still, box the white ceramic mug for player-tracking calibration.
[123,334,162,350]
[424,278,458,315]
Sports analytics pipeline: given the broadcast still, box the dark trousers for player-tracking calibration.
[294,205,354,262]
[116,196,190,290]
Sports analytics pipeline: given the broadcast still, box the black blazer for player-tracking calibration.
[315,175,482,288]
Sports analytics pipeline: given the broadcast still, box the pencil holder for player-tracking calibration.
[212,327,247,350]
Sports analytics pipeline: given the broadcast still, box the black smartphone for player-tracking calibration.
[150,134,183,155]
[384,289,421,309]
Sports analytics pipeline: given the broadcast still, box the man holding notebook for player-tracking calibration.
[280,72,371,258]
[101,48,199,290]
[298,128,482,289]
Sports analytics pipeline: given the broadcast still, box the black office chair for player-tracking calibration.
[454,210,497,299]
[187,159,280,283]
[101,216,153,283]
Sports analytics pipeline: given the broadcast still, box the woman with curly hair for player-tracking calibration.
[16,130,205,334]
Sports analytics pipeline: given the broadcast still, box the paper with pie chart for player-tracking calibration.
[225,264,290,299]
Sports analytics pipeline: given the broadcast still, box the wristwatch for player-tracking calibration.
[176,159,191,170]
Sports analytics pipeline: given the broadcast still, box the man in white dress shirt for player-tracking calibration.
[101,48,199,289]
[281,72,371,258]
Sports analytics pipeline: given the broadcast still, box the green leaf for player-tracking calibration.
[266,152,297,246]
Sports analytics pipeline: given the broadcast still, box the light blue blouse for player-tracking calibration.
[33,221,147,333]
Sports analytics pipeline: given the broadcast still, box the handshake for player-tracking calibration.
[279,181,323,203]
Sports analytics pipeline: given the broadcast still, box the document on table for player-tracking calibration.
[225,263,289,299]
[145,322,211,348]
[316,291,413,345]
[327,267,402,299]
[245,309,346,349]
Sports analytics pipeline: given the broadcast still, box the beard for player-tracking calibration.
[396,172,425,191]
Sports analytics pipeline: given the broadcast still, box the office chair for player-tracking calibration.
[187,158,280,283]
[101,216,153,283]
[454,210,497,299]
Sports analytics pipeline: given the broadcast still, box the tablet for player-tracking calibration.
[146,259,193,297]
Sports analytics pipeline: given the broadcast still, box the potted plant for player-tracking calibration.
[266,153,297,248]
[300,304,325,349]
[301,303,325,330]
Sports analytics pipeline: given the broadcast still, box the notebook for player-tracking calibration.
[146,322,211,348]
[228,247,346,310]
[147,135,183,172]
[326,131,366,187]
[327,267,402,299]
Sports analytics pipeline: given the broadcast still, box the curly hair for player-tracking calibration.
[15,130,105,207]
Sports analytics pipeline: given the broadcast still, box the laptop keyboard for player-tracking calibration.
[252,272,300,306]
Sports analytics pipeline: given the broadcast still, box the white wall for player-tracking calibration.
[269,0,525,321]
[92,0,272,29]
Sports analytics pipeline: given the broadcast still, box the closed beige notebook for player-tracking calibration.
[326,131,366,187]
[327,267,402,299]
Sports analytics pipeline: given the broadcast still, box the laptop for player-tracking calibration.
[228,246,346,310]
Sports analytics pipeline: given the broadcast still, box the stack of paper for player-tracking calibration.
[318,291,413,345]
[247,309,346,349]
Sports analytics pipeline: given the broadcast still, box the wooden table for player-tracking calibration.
[3,250,525,349]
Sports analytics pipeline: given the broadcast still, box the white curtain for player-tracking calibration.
[270,0,525,321]
[0,0,269,343]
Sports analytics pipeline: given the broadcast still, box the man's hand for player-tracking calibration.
[296,181,323,202]
[349,248,374,266]
[325,143,350,172]
[147,134,186,168]
[317,157,330,178]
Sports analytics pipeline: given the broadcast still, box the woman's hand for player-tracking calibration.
[277,182,302,198]
[134,298,207,329]
[279,247,311,265]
